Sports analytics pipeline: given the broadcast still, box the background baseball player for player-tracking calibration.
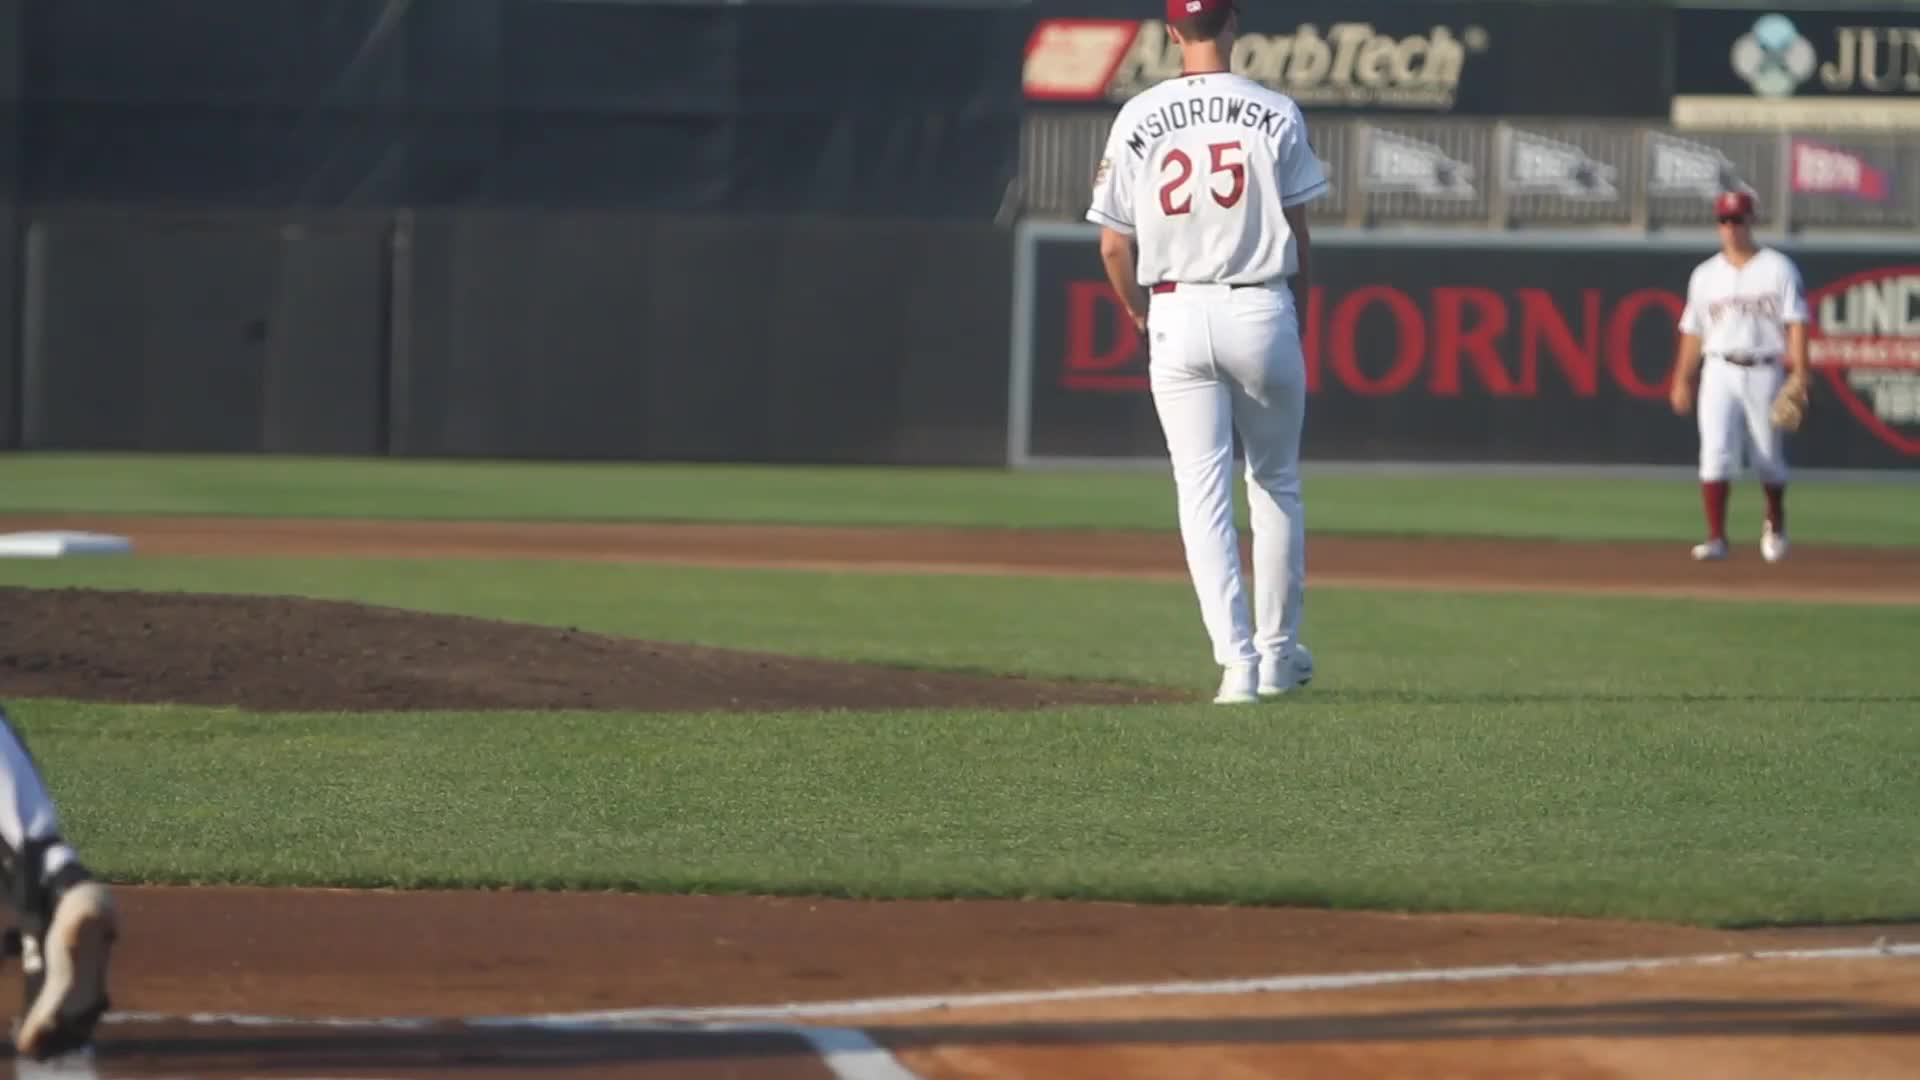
[1086,0,1326,704]
[1667,190,1811,564]
[0,703,117,1061]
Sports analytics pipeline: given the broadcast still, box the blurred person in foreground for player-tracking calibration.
[0,703,117,1061]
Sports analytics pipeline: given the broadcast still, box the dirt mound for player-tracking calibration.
[0,587,1180,713]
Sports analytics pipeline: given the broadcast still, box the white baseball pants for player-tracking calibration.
[0,708,79,886]
[1698,356,1787,483]
[1145,282,1307,670]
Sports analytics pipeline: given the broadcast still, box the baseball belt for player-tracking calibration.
[1150,281,1273,294]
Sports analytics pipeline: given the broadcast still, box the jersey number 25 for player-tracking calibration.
[1160,140,1246,215]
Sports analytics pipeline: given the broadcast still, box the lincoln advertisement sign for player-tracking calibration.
[1011,225,1920,470]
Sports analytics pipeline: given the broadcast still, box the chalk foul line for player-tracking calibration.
[100,942,1920,1031]
[75,1015,918,1080]
[510,941,1920,1025]
[82,943,1920,1080]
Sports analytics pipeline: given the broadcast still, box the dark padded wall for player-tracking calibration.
[396,214,1011,463]
[21,216,387,452]
[257,220,392,453]
[0,0,20,448]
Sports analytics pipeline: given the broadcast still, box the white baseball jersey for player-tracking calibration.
[1677,248,1809,359]
[1087,71,1328,287]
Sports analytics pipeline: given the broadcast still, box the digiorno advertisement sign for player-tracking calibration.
[1022,0,1670,115]
[1011,225,1920,469]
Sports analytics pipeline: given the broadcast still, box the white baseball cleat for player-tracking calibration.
[1690,538,1728,561]
[1761,527,1789,564]
[1258,645,1315,699]
[14,881,116,1061]
[1213,663,1260,705]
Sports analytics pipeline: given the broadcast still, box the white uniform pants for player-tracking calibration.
[1698,356,1787,484]
[1146,282,1306,669]
[0,707,78,885]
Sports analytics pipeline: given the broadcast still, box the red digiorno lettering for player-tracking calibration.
[1063,283,1683,398]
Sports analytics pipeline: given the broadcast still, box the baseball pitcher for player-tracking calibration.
[1087,0,1326,704]
[1667,190,1810,564]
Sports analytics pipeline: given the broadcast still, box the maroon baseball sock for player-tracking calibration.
[1701,480,1730,541]
[1764,484,1786,532]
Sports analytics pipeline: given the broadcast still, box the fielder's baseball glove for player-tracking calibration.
[1771,379,1810,432]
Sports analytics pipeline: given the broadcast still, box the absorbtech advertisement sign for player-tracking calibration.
[1010,224,1920,469]
[1022,0,1670,116]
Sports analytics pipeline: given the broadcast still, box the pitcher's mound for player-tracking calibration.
[0,587,1181,713]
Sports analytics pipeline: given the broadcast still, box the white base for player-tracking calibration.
[0,531,134,559]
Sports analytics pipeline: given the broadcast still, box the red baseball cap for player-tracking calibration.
[1167,0,1231,20]
[1714,190,1755,219]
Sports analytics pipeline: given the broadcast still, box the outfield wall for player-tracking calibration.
[388,214,1012,463]
[0,0,19,451]
[19,212,392,454]
[15,210,1017,465]
[13,214,1920,471]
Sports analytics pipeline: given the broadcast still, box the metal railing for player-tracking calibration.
[1019,110,1920,233]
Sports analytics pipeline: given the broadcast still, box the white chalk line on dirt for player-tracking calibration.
[12,1048,104,1079]
[93,1012,921,1080]
[80,942,1920,1080]
[96,944,1920,1034]
[510,941,1920,1025]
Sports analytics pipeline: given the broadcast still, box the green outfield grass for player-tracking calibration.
[4,556,1916,926]
[2,451,1917,545]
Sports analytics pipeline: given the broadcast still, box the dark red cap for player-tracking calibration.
[1714,190,1755,219]
[1167,0,1230,21]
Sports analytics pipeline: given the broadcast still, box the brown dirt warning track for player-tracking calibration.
[0,512,1916,1079]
